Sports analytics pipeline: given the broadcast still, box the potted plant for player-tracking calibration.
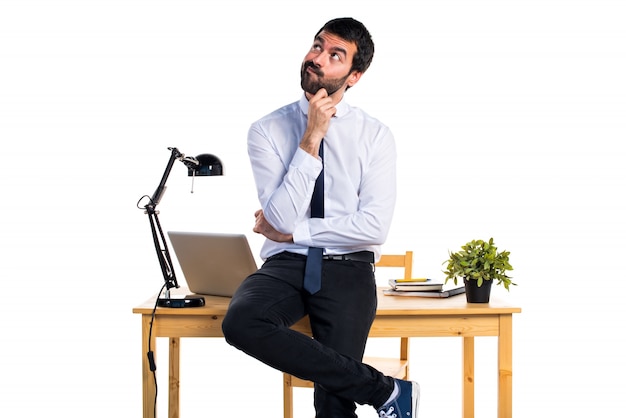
[443,238,515,303]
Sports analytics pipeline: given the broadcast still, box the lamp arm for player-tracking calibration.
[146,208,179,292]
[144,147,188,293]
[150,147,183,206]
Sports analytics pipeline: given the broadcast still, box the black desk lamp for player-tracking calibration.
[138,147,223,308]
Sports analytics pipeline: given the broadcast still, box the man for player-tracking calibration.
[222,17,420,418]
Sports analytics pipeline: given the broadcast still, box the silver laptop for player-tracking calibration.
[167,231,258,297]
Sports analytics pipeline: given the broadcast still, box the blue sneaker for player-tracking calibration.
[377,379,420,418]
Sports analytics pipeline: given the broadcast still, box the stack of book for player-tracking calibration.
[383,278,466,298]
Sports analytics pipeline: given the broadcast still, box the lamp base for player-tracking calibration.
[157,295,205,308]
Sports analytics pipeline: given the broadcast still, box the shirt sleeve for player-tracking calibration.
[247,121,323,235]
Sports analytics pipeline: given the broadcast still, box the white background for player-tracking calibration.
[1,0,624,416]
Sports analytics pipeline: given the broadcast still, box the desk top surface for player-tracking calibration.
[133,287,521,316]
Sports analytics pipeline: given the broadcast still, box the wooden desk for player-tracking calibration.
[133,288,521,418]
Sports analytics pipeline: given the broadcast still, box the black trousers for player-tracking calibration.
[222,251,395,417]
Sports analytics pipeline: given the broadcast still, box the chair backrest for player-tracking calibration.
[375,251,413,279]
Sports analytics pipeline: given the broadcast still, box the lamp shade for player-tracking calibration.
[189,154,223,176]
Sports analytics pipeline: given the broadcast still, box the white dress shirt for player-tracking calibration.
[248,94,397,262]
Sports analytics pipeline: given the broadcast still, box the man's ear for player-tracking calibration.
[347,71,363,88]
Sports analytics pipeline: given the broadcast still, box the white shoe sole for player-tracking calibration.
[411,381,420,418]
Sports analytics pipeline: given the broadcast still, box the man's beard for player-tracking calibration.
[300,61,350,96]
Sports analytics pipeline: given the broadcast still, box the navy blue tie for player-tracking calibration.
[303,141,324,294]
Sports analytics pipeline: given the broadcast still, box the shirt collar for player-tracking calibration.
[298,93,349,118]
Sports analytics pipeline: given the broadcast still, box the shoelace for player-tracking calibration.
[378,406,397,418]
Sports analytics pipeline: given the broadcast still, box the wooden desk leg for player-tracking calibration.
[463,336,475,418]
[141,315,156,418]
[169,337,181,418]
[498,314,513,418]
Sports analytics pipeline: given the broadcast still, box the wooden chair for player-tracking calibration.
[282,251,414,418]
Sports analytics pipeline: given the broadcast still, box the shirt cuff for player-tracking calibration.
[291,145,323,173]
[292,219,312,247]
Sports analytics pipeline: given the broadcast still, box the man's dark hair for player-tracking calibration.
[316,17,375,74]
